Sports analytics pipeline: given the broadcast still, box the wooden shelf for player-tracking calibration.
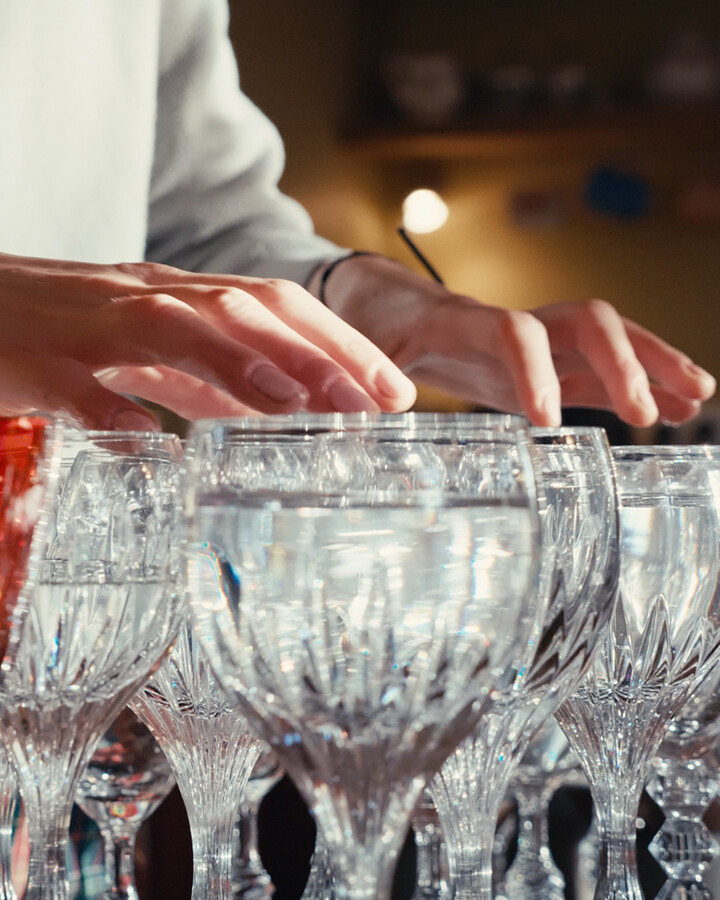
[340,104,720,161]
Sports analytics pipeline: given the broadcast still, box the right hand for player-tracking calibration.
[0,253,417,430]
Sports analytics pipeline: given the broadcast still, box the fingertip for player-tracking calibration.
[372,362,417,409]
[527,390,561,428]
[621,379,659,428]
[326,379,380,413]
[697,372,716,401]
[375,379,417,413]
[659,402,702,428]
[618,399,659,429]
[677,359,716,401]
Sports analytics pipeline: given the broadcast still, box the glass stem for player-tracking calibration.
[235,800,268,887]
[431,776,501,900]
[447,826,494,900]
[304,827,336,900]
[431,728,515,900]
[130,699,264,900]
[306,778,423,900]
[190,817,236,900]
[591,776,645,900]
[23,795,74,900]
[504,777,565,899]
[240,801,261,871]
[647,757,719,899]
[411,797,447,900]
[100,827,138,899]
[331,856,395,900]
[178,735,260,900]
[177,759,247,900]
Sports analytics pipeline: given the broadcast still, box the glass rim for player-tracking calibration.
[60,429,184,462]
[64,428,181,441]
[188,411,530,438]
[611,444,720,458]
[530,426,608,440]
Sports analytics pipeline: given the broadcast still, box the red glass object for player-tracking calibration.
[0,416,50,659]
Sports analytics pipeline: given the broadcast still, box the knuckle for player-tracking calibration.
[251,277,304,307]
[497,309,544,351]
[115,260,178,283]
[616,355,644,379]
[204,287,272,330]
[113,293,180,335]
[337,331,372,362]
[579,297,616,325]
[115,261,149,279]
[207,287,249,313]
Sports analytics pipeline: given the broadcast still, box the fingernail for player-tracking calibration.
[249,364,306,404]
[328,379,380,413]
[111,409,161,433]
[373,362,415,401]
[660,400,701,427]
[685,359,710,377]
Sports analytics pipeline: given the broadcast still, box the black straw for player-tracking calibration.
[397,227,445,286]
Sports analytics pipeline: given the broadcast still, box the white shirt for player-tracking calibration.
[0,0,341,283]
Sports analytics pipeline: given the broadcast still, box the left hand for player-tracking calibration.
[317,253,715,428]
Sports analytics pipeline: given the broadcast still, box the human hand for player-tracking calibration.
[0,253,417,430]
[318,253,715,428]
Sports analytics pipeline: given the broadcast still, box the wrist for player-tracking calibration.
[310,251,379,307]
[315,252,452,360]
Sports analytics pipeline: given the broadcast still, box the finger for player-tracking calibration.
[109,291,385,413]
[651,387,702,426]
[96,366,261,420]
[105,294,312,414]
[147,281,416,412]
[237,279,417,410]
[486,309,561,425]
[0,351,160,432]
[416,303,562,426]
[622,318,716,401]
[539,300,660,427]
[559,370,701,426]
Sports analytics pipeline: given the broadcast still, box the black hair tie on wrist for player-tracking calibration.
[318,250,374,306]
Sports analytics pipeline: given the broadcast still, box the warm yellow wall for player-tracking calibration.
[228,0,720,393]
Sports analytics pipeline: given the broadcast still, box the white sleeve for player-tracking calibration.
[146,0,345,283]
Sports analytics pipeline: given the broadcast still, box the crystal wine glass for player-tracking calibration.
[75,705,176,900]
[429,426,619,900]
[133,419,339,900]
[185,411,542,900]
[0,429,184,900]
[0,416,60,900]
[554,445,720,900]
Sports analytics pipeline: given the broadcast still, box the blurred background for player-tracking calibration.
[228,0,720,440]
